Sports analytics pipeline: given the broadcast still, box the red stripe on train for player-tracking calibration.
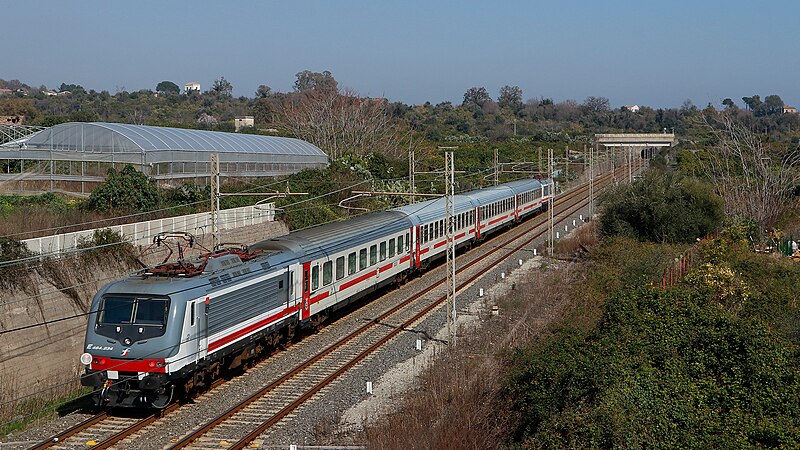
[340,270,377,290]
[209,306,295,352]
[310,291,329,304]
[90,357,166,373]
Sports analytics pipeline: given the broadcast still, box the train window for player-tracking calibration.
[440,220,445,235]
[100,297,135,324]
[424,225,429,243]
[348,252,357,275]
[380,242,387,261]
[336,256,345,280]
[405,232,410,250]
[99,296,170,327]
[190,303,195,326]
[397,235,403,254]
[433,221,438,239]
[136,299,169,326]
[360,248,368,270]
[311,265,319,291]
[389,238,395,257]
[370,245,377,265]
[323,261,332,286]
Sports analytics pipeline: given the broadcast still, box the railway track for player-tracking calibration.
[31,166,628,450]
[167,168,624,449]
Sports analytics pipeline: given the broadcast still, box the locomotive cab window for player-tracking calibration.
[96,296,170,340]
[99,296,169,326]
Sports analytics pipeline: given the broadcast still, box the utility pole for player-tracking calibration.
[493,148,499,186]
[443,149,457,345]
[547,148,555,256]
[628,146,633,183]
[408,141,416,200]
[588,146,594,215]
[210,153,221,249]
[611,146,617,184]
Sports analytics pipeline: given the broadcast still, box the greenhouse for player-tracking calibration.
[0,122,329,194]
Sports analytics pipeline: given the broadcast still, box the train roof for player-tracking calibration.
[391,195,477,226]
[498,178,544,194]
[253,210,411,260]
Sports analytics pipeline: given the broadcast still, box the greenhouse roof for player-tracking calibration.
[11,122,328,157]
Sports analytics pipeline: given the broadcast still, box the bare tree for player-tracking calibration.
[700,113,800,230]
[276,87,402,160]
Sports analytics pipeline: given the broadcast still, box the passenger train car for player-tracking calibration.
[80,177,554,407]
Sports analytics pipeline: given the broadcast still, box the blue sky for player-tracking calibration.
[6,1,798,108]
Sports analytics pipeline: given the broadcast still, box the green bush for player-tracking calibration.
[506,287,800,448]
[85,165,161,212]
[599,171,724,243]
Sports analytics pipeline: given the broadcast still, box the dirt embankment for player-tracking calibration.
[0,220,288,416]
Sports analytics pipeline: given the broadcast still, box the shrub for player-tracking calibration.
[506,287,800,448]
[599,170,724,243]
[85,165,161,212]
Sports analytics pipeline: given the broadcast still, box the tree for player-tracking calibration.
[722,98,736,109]
[462,86,490,108]
[59,82,84,93]
[86,165,161,212]
[293,70,337,93]
[754,94,784,116]
[699,113,800,229]
[742,95,761,111]
[210,76,233,97]
[583,96,610,113]
[155,81,179,95]
[498,85,523,112]
[599,170,724,243]
[255,84,272,98]
[277,87,401,159]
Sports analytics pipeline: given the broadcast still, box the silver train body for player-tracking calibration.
[80,177,554,407]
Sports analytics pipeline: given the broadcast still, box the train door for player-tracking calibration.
[475,207,481,239]
[197,299,208,360]
[301,262,311,320]
[185,298,208,365]
[514,194,519,221]
[414,225,421,268]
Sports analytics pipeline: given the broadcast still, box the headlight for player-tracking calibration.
[80,352,92,365]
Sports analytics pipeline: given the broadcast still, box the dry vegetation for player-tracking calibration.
[357,225,598,449]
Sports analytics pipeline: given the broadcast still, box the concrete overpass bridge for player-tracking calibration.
[595,133,678,149]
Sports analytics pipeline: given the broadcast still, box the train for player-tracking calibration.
[80,177,554,408]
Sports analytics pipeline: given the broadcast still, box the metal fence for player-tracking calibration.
[22,204,275,256]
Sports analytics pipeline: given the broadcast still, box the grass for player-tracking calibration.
[0,366,91,436]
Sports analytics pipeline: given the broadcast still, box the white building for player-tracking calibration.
[235,116,255,131]
[624,105,640,113]
[184,82,201,94]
